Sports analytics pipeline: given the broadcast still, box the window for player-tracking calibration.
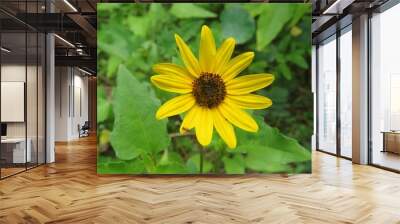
[317,35,337,154]
[0,2,47,179]
[370,3,400,171]
[339,27,352,158]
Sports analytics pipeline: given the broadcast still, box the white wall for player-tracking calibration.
[55,67,69,141]
[1,63,46,164]
[1,65,26,134]
[54,67,89,141]
[72,73,89,138]
[1,65,37,138]
[1,82,25,122]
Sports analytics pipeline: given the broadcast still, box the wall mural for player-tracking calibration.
[97,3,312,174]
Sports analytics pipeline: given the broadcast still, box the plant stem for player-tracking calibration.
[199,146,204,174]
[168,132,195,138]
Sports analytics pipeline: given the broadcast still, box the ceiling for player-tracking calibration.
[312,0,390,43]
[0,0,98,74]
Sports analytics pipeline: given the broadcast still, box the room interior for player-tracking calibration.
[0,0,399,223]
[0,0,96,179]
[370,3,400,170]
[54,66,92,142]
[312,0,400,172]
[0,30,46,178]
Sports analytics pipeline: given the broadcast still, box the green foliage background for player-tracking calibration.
[97,3,312,174]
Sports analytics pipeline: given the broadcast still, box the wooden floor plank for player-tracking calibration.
[0,136,400,223]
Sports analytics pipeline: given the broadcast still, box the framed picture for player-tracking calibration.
[97,3,312,174]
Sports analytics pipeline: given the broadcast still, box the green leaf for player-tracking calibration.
[110,65,170,160]
[142,153,156,173]
[98,42,130,61]
[97,86,110,123]
[97,155,145,174]
[221,5,255,44]
[186,154,213,173]
[266,86,289,104]
[159,150,184,166]
[106,57,121,78]
[97,3,124,12]
[148,4,169,24]
[237,116,311,173]
[278,62,292,80]
[159,149,170,166]
[209,21,223,46]
[97,25,132,59]
[208,133,226,152]
[289,4,311,27]
[248,60,268,73]
[287,53,308,69]
[222,154,245,174]
[178,19,205,41]
[174,137,194,151]
[257,5,293,50]
[126,5,169,38]
[245,149,290,172]
[243,145,290,172]
[127,16,150,37]
[243,4,267,17]
[156,151,187,173]
[155,163,188,174]
[170,4,217,19]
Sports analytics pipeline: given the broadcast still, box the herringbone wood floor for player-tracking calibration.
[1,136,400,224]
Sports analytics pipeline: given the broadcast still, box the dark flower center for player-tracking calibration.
[192,72,226,108]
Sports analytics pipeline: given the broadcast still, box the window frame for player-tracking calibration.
[315,22,353,160]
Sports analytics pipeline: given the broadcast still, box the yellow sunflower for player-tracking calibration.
[151,25,274,149]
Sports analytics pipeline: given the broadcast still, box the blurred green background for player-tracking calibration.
[97,3,312,174]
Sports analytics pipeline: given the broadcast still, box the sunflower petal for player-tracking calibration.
[218,101,258,132]
[153,63,194,80]
[195,107,213,146]
[213,38,235,74]
[151,75,193,93]
[156,94,195,120]
[212,109,236,148]
[180,105,201,134]
[226,94,272,109]
[175,34,201,78]
[226,74,274,95]
[199,25,216,72]
[221,52,254,81]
